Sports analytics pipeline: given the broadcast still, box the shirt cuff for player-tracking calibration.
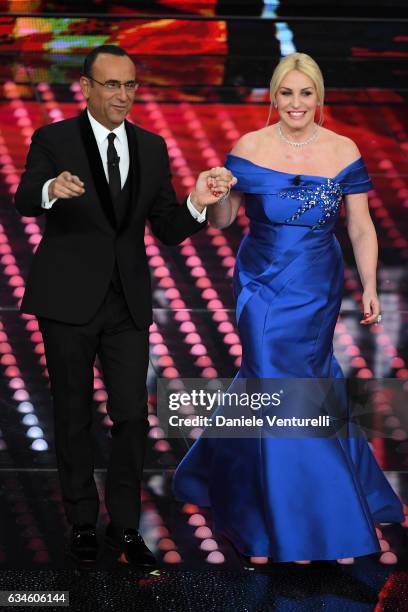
[186,194,207,223]
[41,178,58,209]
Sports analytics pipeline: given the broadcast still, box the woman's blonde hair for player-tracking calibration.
[266,52,325,126]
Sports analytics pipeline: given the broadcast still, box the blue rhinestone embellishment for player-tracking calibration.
[279,179,343,228]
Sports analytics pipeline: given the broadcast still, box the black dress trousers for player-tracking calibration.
[39,285,149,529]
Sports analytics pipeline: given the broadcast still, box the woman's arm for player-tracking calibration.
[207,189,244,229]
[207,131,258,229]
[344,192,380,325]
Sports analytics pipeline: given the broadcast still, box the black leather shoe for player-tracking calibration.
[105,523,156,568]
[69,524,98,563]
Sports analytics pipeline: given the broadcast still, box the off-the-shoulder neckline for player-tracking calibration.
[226,153,363,181]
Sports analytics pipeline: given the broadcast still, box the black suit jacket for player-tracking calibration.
[14,110,204,327]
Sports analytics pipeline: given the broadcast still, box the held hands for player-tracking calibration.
[190,167,237,210]
[360,291,381,325]
[49,171,85,200]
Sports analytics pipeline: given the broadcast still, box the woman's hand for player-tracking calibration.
[190,167,237,209]
[360,291,381,325]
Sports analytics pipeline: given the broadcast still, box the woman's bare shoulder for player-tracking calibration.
[320,127,361,163]
[230,126,276,158]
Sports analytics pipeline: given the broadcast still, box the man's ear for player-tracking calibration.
[79,76,90,100]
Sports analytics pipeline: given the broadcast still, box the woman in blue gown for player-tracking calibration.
[173,52,404,564]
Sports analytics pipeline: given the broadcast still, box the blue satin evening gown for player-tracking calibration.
[172,153,404,561]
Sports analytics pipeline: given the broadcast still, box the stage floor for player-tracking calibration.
[0,2,408,609]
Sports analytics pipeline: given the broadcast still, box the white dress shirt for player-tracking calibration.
[41,109,206,222]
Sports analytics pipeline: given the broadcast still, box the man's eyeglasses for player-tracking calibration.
[87,76,139,91]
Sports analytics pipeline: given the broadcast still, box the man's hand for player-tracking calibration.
[49,171,85,200]
[190,167,237,211]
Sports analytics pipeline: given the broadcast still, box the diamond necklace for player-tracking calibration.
[277,122,319,148]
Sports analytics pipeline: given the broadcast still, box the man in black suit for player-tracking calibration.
[15,45,235,566]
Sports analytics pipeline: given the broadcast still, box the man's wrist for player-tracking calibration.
[190,192,206,213]
[48,181,55,200]
[41,178,57,209]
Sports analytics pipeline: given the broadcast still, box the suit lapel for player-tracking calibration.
[78,110,117,230]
